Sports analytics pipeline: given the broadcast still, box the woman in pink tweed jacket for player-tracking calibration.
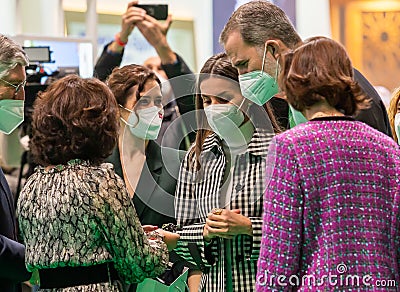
[257,36,400,291]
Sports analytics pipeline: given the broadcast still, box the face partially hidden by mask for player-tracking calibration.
[203,98,248,146]
[239,44,279,106]
[0,99,24,134]
[395,113,400,144]
[120,105,164,140]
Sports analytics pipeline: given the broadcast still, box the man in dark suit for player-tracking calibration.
[0,34,31,292]
[220,1,392,136]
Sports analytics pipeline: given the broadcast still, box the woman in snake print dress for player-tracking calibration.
[17,75,177,291]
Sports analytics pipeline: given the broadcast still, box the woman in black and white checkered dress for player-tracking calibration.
[173,53,281,292]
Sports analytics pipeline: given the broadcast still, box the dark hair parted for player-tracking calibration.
[107,64,160,107]
[279,36,370,116]
[30,75,119,166]
[220,0,301,50]
[192,52,281,169]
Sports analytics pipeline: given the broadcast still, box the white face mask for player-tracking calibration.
[204,103,244,140]
[120,105,164,140]
[395,113,400,144]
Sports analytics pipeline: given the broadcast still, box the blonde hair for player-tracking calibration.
[388,87,400,143]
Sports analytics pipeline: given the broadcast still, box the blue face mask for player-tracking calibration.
[239,44,279,106]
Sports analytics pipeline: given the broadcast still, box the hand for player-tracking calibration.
[136,14,176,64]
[157,229,180,251]
[203,209,253,241]
[136,14,173,47]
[142,225,158,233]
[120,1,146,42]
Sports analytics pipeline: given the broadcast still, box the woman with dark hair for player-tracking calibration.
[106,63,184,230]
[107,64,191,291]
[256,36,400,291]
[173,52,281,291]
[17,75,176,291]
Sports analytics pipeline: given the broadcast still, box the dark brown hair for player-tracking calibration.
[30,75,119,166]
[107,64,160,107]
[279,36,370,116]
[192,52,281,169]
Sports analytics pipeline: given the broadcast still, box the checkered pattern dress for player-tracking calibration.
[174,129,274,291]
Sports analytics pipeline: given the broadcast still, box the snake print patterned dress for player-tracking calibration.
[17,160,169,291]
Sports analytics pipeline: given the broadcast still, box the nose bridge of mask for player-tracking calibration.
[138,106,163,125]
[206,104,243,124]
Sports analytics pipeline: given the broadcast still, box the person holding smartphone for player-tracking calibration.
[93,0,196,151]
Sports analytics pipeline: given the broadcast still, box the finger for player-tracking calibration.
[231,209,241,214]
[127,0,139,9]
[124,11,146,22]
[206,220,229,230]
[142,225,158,232]
[123,17,146,29]
[163,14,173,32]
[217,234,235,240]
[206,226,234,239]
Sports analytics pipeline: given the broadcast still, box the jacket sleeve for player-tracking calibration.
[162,53,196,117]
[93,42,124,81]
[243,217,263,261]
[94,167,169,284]
[256,138,303,291]
[353,68,392,138]
[0,235,31,283]
[174,151,219,270]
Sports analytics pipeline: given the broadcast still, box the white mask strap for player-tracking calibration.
[260,43,268,74]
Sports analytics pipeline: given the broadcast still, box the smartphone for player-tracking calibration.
[135,4,168,20]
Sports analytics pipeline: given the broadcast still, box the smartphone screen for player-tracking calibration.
[135,4,168,20]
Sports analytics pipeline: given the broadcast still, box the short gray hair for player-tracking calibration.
[0,34,28,78]
[220,0,302,50]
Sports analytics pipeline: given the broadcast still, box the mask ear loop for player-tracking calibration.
[236,97,247,113]
[118,104,139,127]
[260,43,268,76]
[273,56,280,86]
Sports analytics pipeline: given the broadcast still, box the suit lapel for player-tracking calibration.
[0,168,16,238]
[134,141,162,220]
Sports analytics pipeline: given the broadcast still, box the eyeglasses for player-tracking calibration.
[0,78,27,95]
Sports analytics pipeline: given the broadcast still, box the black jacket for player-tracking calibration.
[0,168,30,292]
[106,141,185,226]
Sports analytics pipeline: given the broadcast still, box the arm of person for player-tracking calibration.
[173,151,219,271]
[0,235,31,283]
[255,137,303,291]
[94,166,169,284]
[353,68,392,138]
[93,1,146,81]
[136,14,196,117]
